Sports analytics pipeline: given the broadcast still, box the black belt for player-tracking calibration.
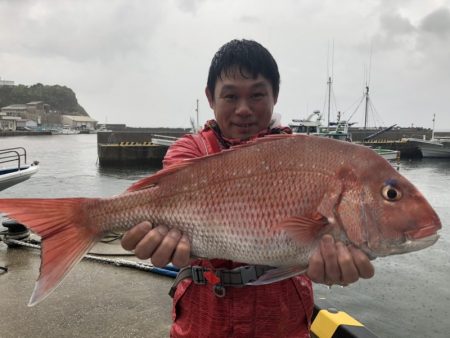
[169,265,274,298]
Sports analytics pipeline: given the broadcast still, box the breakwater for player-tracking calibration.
[0,131,52,137]
[97,130,188,167]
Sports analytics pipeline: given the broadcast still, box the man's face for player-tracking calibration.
[206,70,278,140]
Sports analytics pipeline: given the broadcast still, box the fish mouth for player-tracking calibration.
[360,232,440,259]
[405,224,441,240]
[373,233,440,258]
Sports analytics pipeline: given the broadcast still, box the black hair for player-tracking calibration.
[206,39,280,99]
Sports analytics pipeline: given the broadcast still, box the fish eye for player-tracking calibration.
[381,185,402,201]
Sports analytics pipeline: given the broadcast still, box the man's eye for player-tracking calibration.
[252,92,265,99]
[224,94,237,100]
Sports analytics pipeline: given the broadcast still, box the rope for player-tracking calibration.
[1,237,178,278]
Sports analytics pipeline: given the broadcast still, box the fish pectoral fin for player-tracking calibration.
[274,215,328,244]
[246,265,307,286]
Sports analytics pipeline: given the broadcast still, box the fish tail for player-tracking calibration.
[0,198,103,306]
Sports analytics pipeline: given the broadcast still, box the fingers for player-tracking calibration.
[170,235,191,268]
[336,242,359,285]
[320,235,341,284]
[307,245,326,284]
[134,225,170,262]
[150,228,183,267]
[349,246,375,279]
[121,222,191,268]
[307,235,375,286]
[121,221,154,251]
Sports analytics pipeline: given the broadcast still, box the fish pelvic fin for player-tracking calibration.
[0,198,103,306]
[275,214,328,244]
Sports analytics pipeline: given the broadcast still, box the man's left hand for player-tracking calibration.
[307,234,375,286]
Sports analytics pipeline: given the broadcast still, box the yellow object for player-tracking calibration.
[311,309,363,338]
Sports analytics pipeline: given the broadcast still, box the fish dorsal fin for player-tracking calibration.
[126,134,298,192]
[274,214,328,245]
[246,265,307,285]
[126,161,194,192]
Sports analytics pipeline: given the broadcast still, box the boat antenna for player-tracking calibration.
[364,43,373,129]
[326,40,335,130]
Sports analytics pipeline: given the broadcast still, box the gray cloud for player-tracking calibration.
[0,0,164,62]
[420,7,450,39]
[174,0,206,14]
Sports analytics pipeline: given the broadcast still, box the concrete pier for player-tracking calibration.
[97,131,188,167]
[0,233,174,338]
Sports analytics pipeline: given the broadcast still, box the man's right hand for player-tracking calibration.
[121,222,191,268]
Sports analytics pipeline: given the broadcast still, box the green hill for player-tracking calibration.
[0,83,87,116]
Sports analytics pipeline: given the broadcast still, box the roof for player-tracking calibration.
[63,115,97,123]
[1,104,28,110]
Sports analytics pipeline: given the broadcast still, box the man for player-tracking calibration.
[122,39,374,337]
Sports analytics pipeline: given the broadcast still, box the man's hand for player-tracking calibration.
[121,222,191,268]
[307,234,375,286]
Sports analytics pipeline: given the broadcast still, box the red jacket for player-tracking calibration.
[164,126,314,338]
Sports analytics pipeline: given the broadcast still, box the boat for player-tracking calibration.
[406,137,450,158]
[51,125,80,135]
[405,115,450,158]
[0,147,39,191]
[289,111,400,162]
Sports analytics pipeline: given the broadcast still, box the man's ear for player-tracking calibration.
[205,87,214,109]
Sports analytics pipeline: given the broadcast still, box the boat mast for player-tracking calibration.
[196,99,199,131]
[364,85,369,129]
[432,113,435,140]
[327,76,332,130]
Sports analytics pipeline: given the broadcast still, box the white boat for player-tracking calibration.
[51,125,80,135]
[289,112,400,162]
[0,147,39,191]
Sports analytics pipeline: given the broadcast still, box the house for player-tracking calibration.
[1,104,28,117]
[62,115,97,131]
[0,112,22,131]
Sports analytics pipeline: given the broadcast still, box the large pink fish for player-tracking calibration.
[0,134,441,306]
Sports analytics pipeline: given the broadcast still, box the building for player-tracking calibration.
[0,76,14,86]
[1,104,28,117]
[62,115,97,131]
[0,112,22,131]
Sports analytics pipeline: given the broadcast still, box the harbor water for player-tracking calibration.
[1,134,449,337]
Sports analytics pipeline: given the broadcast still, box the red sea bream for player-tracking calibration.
[0,134,441,306]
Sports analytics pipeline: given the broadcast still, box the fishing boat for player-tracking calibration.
[405,115,450,158]
[289,112,399,161]
[406,137,450,158]
[0,147,39,191]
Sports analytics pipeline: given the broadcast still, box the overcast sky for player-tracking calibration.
[1,0,449,130]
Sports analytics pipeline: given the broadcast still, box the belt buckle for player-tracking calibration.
[191,266,207,285]
[238,266,259,284]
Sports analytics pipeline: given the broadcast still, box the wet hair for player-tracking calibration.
[206,39,280,99]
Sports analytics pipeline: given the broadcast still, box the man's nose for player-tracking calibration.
[235,99,252,116]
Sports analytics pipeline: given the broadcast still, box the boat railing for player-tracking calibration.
[0,147,28,170]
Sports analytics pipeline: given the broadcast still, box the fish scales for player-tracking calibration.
[0,134,441,306]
